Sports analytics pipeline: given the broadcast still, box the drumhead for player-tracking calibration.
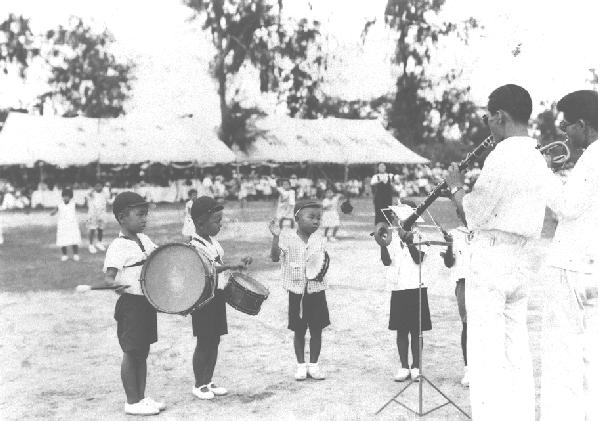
[305,252,325,280]
[141,243,211,314]
[229,272,269,296]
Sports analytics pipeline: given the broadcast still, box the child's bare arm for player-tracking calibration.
[268,219,281,262]
[104,267,129,293]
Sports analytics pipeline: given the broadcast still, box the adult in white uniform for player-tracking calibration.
[445,84,549,421]
[540,90,599,421]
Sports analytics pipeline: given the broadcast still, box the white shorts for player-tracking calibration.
[87,211,107,230]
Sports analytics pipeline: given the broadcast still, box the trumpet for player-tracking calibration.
[536,140,570,166]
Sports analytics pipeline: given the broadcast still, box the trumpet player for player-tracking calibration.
[445,84,549,421]
[540,90,599,421]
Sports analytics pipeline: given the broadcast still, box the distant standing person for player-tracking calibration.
[87,182,109,253]
[276,179,296,229]
[371,163,395,264]
[182,189,198,240]
[321,187,342,242]
[51,188,81,261]
[371,163,394,225]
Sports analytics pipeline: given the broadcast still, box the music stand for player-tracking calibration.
[375,230,471,419]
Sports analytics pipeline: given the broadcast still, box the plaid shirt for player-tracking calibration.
[278,231,328,294]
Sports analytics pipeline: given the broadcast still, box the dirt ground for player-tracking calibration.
[0,198,552,420]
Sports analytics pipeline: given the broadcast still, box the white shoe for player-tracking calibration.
[124,401,159,415]
[73,254,80,262]
[410,368,421,381]
[88,244,97,254]
[95,243,106,252]
[207,383,228,396]
[394,367,410,382]
[141,397,166,411]
[295,363,307,381]
[307,363,325,380]
[329,237,338,242]
[461,367,469,387]
[61,255,69,262]
[192,385,215,400]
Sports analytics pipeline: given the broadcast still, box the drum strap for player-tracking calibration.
[124,260,146,268]
[191,237,223,264]
[119,234,147,268]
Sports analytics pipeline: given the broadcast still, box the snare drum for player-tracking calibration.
[223,272,269,315]
[140,243,216,315]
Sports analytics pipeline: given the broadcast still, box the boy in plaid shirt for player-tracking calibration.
[269,200,330,380]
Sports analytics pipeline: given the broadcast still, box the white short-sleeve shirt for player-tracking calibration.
[385,231,428,291]
[103,233,157,295]
[278,231,328,294]
[190,233,224,286]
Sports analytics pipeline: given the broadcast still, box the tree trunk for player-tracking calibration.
[218,67,231,145]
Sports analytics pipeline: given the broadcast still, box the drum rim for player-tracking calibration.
[306,251,329,282]
[140,242,215,314]
[228,272,270,297]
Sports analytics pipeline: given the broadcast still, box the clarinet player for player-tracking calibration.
[444,84,550,421]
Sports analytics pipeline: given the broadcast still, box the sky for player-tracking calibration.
[0,0,598,122]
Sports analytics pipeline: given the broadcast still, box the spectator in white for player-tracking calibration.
[276,179,296,229]
[213,176,227,202]
[259,176,271,199]
[201,173,214,198]
[268,174,278,198]
[246,175,257,201]
[87,182,109,253]
[540,90,599,421]
[445,84,549,421]
[289,174,299,192]
[238,176,249,209]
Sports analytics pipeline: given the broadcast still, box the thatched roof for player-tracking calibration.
[0,113,236,167]
[232,116,429,164]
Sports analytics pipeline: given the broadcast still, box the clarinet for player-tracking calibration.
[401,135,496,231]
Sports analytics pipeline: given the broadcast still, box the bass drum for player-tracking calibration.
[140,243,216,315]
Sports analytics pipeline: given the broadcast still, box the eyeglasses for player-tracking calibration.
[558,119,578,132]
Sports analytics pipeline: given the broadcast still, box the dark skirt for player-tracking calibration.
[288,290,330,332]
[388,288,432,332]
[114,294,157,352]
[374,181,393,225]
[191,289,228,339]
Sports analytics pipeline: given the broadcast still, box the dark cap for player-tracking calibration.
[112,191,148,219]
[294,199,321,218]
[191,196,224,221]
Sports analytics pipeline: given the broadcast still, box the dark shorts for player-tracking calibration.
[288,290,330,332]
[191,289,228,339]
[455,279,467,323]
[388,288,432,332]
[114,294,157,352]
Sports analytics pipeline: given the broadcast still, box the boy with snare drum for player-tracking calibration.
[188,196,252,400]
[103,192,166,416]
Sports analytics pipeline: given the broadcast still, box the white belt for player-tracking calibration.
[472,229,529,247]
